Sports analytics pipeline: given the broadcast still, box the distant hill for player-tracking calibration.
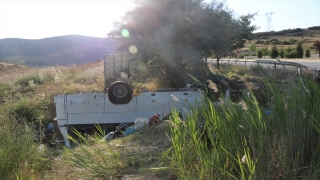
[0,35,116,66]
[255,26,320,37]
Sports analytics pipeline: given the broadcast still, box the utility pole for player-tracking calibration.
[265,11,274,32]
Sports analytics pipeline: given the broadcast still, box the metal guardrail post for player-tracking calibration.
[257,61,260,66]
[245,60,246,66]
[228,60,229,65]
[274,62,276,70]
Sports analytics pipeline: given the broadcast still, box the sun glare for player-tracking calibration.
[0,0,134,39]
[121,29,130,37]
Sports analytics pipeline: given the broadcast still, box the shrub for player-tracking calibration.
[269,45,279,58]
[10,99,37,122]
[6,97,53,125]
[281,41,291,45]
[289,39,297,43]
[295,41,304,58]
[284,51,297,58]
[305,49,311,58]
[0,116,48,179]
[15,74,43,87]
[279,48,284,58]
[0,82,14,103]
[284,47,297,58]
[257,50,263,58]
[260,47,269,58]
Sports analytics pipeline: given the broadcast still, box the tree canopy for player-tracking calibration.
[109,0,256,87]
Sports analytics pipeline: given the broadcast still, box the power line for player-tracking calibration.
[265,11,274,32]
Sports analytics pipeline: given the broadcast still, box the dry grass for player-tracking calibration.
[1,59,319,179]
[42,123,174,180]
[243,29,320,56]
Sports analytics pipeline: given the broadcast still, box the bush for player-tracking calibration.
[281,41,291,45]
[7,97,53,124]
[0,82,14,103]
[269,45,279,58]
[305,49,311,58]
[15,74,43,87]
[289,39,297,43]
[0,116,48,179]
[257,50,263,58]
[263,41,269,45]
[284,51,297,58]
[260,47,269,58]
[279,49,284,58]
[10,99,37,122]
[295,42,304,58]
[283,47,298,58]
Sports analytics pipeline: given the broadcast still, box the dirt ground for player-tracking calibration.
[0,62,32,83]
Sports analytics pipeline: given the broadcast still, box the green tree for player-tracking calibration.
[284,47,297,58]
[279,48,284,58]
[260,47,269,58]
[109,0,256,86]
[257,50,263,59]
[249,44,257,55]
[269,45,279,58]
[295,41,304,58]
[305,49,310,58]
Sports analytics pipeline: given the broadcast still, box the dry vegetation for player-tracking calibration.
[240,28,320,58]
[1,60,320,179]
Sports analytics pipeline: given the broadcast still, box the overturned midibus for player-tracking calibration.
[54,54,204,147]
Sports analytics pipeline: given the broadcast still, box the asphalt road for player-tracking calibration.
[209,59,320,71]
[285,60,320,70]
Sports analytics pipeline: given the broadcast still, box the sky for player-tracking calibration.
[0,0,319,39]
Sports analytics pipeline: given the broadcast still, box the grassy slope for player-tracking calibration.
[1,60,319,179]
[242,28,320,56]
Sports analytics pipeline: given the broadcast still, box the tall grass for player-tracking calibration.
[0,116,49,179]
[62,127,123,179]
[0,63,105,179]
[60,124,173,179]
[165,76,320,179]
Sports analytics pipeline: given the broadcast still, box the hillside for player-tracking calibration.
[241,26,320,57]
[0,35,116,66]
[1,26,319,67]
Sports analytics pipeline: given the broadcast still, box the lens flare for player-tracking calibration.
[129,45,138,54]
[121,29,130,37]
